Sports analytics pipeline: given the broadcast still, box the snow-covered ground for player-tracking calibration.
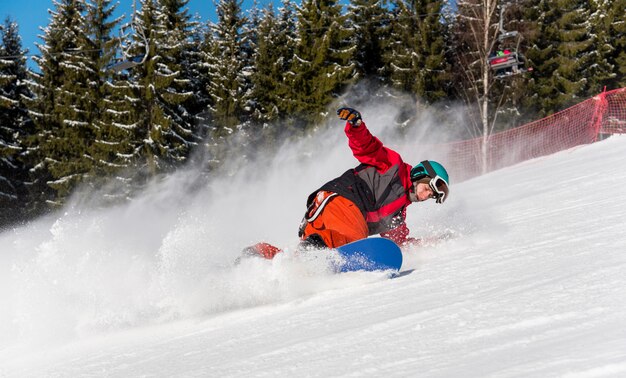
[1,129,626,377]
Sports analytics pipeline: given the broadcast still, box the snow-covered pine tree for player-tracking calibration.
[26,0,97,204]
[272,0,297,120]
[0,17,33,224]
[385,0,450,104]
[158,0,198,144]
[608,0,626,88]
[594,0,626,90]
[81,0,142,201]
[526,0,595,115]
[122,0,195,179]
[584,0,616,94]
[249,4,281,125]
[413,0,450,103]
[347,0,389,88]
[249,1,298,128]
[184,14,213,135]
[385,1,415,93]
[208,0,250,134]
[84,1,124,170]
[287,0,354,128]
[240,1,262,127]
[192,22,218,140]
[85,0,119,75]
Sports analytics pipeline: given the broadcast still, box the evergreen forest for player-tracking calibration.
[1,0,625,227]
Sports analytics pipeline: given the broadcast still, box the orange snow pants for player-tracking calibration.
[300,191,369,248]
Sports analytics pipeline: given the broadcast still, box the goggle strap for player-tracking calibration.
[420,160,438,179]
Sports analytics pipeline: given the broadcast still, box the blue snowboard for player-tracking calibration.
[335,238,403,273]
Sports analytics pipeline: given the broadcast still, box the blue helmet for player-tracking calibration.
[410,160,450,204]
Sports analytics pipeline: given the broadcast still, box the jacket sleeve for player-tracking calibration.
[344,121,403,172]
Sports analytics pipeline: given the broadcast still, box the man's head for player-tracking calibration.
[409,160,450,204]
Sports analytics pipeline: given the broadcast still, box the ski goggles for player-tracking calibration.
[417,160,449,204]
[428,176,449,204]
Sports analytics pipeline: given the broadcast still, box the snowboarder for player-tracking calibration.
[243,108,450,260]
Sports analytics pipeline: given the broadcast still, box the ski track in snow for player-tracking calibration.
[1,135,626,377]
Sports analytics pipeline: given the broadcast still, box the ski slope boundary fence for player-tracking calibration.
[431,87,626,183]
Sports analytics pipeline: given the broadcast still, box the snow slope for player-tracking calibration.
[2,133,626,377]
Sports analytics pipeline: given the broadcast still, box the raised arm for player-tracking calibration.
[344,121,403,172]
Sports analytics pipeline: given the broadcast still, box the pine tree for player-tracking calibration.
[385,1,415,93]
[249,5,280,124]
[603,0,626,89]
[52,1,100,198]
[183,14,212,135]
[158,0,198,142]
[245,3,262,58]
[85,0,119,74]
[347,0,389,87]
[385,0,450,103]
[249,2,297,127]
[26,0,97,204]
[413,0,450,102]
[192,22,218,138]
[287,0,354,128]
[526,0,595,115]
[121,0,195,179]
[612,0,626,87]
[85,0,123,169]
[208,0,250,133]
[272,0,298,118]
[240,1,262,125]
[82,0,139,199]
[579,0,614,95]
[0,17,33,224]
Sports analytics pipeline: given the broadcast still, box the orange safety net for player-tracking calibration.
[421,88,626,183]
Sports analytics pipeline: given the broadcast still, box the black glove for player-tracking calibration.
[337,107,362,126]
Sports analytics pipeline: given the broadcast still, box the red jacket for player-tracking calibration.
[306,121,414,245]
[345,121,414,244]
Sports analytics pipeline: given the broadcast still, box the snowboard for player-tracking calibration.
[238,237,403,273]
[335,237,403,273]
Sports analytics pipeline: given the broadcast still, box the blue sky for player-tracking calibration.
[0,0,268,69]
